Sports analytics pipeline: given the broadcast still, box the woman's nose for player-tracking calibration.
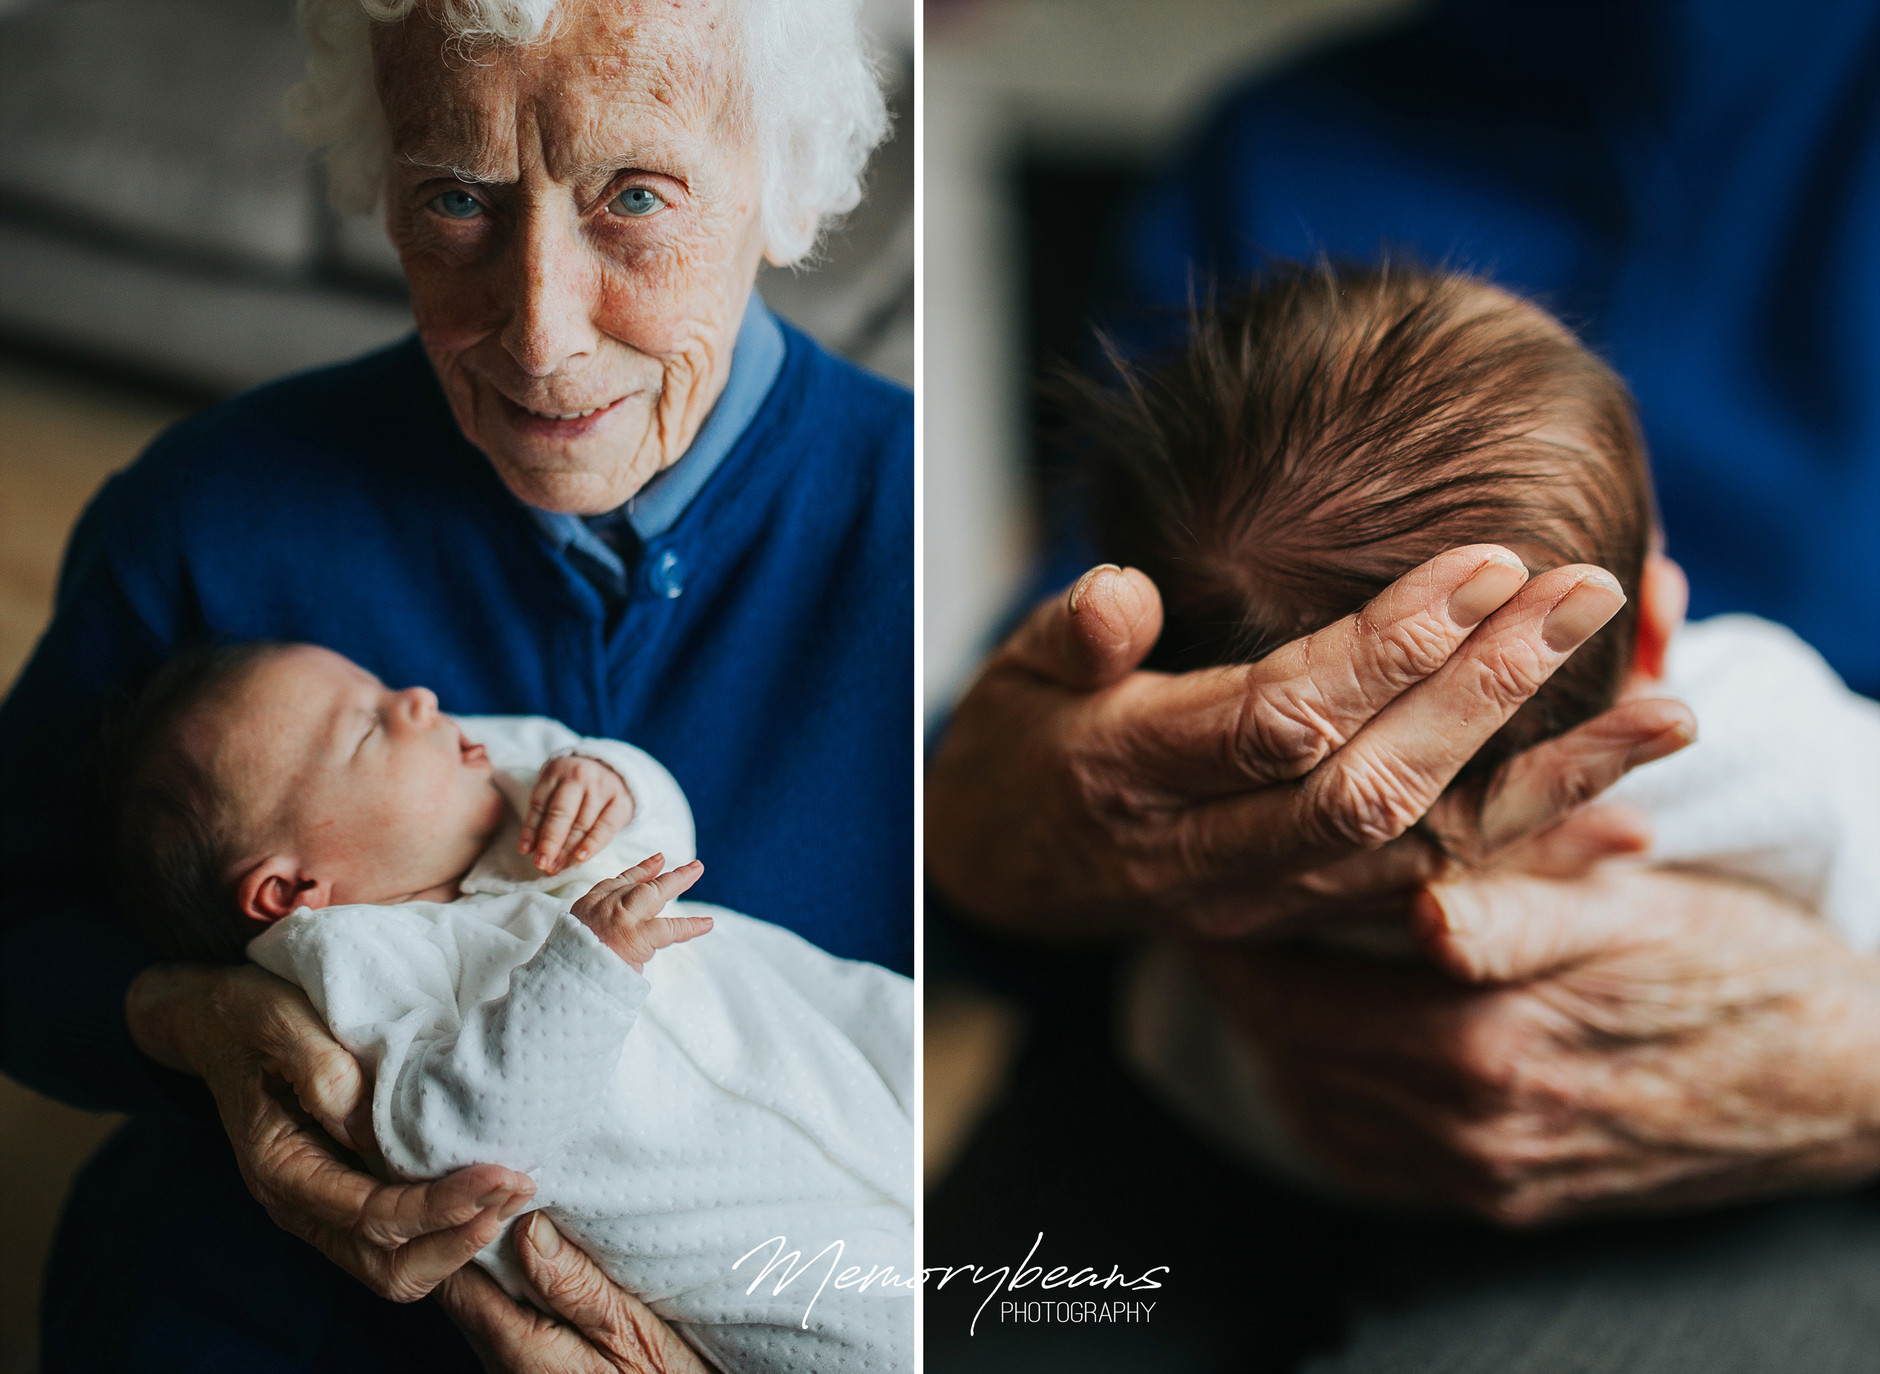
[499,206,601,378]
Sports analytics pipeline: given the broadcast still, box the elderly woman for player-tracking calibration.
[0,0,906,1370]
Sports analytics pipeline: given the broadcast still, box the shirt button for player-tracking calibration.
[644,548,686,599]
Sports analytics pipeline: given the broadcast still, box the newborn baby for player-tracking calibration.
[1069,262,1880,1185]
[104,643,913,1374]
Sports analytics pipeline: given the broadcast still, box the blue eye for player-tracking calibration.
[610,186,664,218]
[429,189,484,219]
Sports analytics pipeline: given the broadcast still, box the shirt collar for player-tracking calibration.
[526,293,787,573]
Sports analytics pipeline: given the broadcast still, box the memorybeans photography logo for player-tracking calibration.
[734,1237,919,1328]
[924,1233,1169,1335]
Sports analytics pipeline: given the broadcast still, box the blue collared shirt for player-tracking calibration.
[526,294,787,598]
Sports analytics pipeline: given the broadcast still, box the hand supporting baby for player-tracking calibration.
[571,854,713,971]
[520,754,638,875]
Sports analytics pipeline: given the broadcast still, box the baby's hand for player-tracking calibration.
[520,754,637,874]
[570,855,711,971]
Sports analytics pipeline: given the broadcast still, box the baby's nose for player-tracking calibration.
[398,686,439,724]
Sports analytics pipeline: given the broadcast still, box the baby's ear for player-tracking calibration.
[1630,553,1689,684]
[235,856,329,923]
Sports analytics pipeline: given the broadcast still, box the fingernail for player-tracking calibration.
[528,1211,562,1258]
[1447,552,1528,628]
[1113,567,1148,620]
[1068,564,1122,615]
[497,1188,535,1220]
[1541,574,1625,652]
[1425,882,1481,938]
[1627,720,1696,768]
[476,1187,509,1208]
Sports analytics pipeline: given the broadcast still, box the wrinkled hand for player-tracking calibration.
[521,755,637,875]
[570,855,711,970]
[126,962,536,1300]
[1203,867,1880,1224]
[435,1212,710,1373]
[927,549,1694,937]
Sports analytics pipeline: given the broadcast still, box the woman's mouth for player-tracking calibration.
[495,391,630,441]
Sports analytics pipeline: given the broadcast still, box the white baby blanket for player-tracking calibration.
[1123,615,1880,1187]
[248,717,916,1374]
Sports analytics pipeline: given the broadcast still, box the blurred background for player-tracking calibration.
[0,0,910,1366]
[920,0,1419,1196]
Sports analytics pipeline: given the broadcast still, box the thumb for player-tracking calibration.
[433,1261,563,1374]
[999,565,1164,691]
[254,999,369,1151]
[1491,803,1654,880]
[1412,873,1636,984]
[516,1212,707,1369]
[655,914,715,948]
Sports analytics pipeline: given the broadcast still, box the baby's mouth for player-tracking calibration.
[456,728,489,767]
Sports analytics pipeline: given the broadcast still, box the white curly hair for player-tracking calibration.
[287,0,888,265]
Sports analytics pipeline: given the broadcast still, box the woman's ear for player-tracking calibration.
[234,856,330,924]
[1631,552,1689,683]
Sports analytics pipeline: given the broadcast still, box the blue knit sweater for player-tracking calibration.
[1125,0,1880,697]
[0,325,911,1114]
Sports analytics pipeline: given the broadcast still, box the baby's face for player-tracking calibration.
[201,645,507,907]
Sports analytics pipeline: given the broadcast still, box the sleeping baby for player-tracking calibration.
[102,643,913,1374]
[1067,261,1880,1185]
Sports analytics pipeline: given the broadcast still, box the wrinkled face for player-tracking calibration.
[375,0,767,514]
[200,646,506,906]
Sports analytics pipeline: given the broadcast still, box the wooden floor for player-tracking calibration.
[0,359,193,1364]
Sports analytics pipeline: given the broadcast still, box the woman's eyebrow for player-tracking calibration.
[395,155,506,185]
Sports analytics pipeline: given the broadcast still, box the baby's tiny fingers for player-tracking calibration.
[650,913,715,950]
[519,782,554,854]
[651,860,705,903]
[572,795,630,865]
[562,787,609,865]
[602,861,702,925]
[574,856,661,917]
[533,783,585,872]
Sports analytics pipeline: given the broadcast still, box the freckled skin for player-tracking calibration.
[373,0,767,514]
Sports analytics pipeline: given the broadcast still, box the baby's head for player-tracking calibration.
[1077,262,1677,777]
[103,643,506,961]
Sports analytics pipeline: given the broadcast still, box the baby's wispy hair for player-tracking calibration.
[1062,260,1653,777]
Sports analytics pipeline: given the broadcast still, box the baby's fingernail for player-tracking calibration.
[1542,573,1625,652]
[1448,551,1528,628]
